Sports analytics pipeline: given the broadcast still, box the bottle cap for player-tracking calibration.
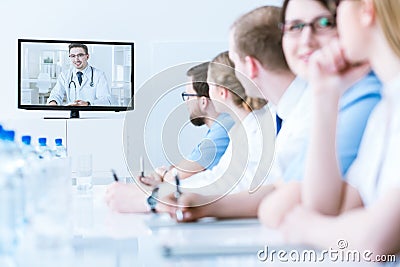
[55,138,62,146]
[38,137,47,145]
[5,130,15,142]
[22,135,31,145]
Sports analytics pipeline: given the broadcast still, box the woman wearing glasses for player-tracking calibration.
[268,0,400,256]
[257,0,381,225]
[167,3,380,225]
[47,43,112,106]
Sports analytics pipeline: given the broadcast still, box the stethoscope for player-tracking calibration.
[68,66,94,89]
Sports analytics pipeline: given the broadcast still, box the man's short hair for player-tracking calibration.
[69,43,89,55]
[231,6,289,72]
[186,62,210,97]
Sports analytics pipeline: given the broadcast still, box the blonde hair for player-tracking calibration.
[373,0,400,58]
[208,51,267,111]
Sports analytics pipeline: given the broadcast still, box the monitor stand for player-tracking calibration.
[43,110,81,119]
[70,110,80,119]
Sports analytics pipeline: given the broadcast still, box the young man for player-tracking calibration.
[105,62,234,212]
[140,62,235,185]
[47,43,112,106]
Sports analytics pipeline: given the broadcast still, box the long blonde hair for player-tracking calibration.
[208,51,267,111]
[373,0,400,58]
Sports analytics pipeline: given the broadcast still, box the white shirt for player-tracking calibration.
[265,77,309,183]
[47,65,112,106]
[347,75,400,206]
[181,107,275,195]
[276,77,308,122]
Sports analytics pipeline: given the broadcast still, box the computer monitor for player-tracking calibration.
[18,39,134,118]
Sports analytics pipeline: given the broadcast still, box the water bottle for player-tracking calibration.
[4,131,25,233]
[36,137,53,159]
[0,130,22,261]
[53,138,67,158]
[20,135,38,161]
[0,162,18,266]
[19,135,39,225]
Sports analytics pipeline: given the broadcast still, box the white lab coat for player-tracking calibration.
[47,65,112,106]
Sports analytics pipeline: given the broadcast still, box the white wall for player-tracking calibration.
[0,0,282,168]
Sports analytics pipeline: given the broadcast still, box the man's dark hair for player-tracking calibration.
[69,43,89,54]
[186,62,210,97]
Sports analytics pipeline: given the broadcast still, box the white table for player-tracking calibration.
[13,185,391,267]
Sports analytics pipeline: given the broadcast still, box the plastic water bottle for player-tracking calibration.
[20,135,38,161]
[3,131,25,233]
[0,162,18,266]
[19,135,40,225]
[0,130,22,261]
[36,137,53,159]
[54,138,67,158]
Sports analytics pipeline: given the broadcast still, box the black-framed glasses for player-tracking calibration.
[181,92,202,101]
[69,53,87,59]
[281,16,336,36]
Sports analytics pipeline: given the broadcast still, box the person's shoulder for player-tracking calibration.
[217,113,235,127]
[90,65,105,74]
[350,71,382,96]
[253,106,268,116]
[341,71,382,106]
[211,113,235,133]
[243,108,268,132]
[59,68,72,77]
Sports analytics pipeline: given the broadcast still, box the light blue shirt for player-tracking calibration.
[283,71,382,181]
[187,113,235,170]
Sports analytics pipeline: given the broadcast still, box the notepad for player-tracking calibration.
[151,217,291,258]
[144,213,260,230]
[162,243,264,257]
[162,243,314,258]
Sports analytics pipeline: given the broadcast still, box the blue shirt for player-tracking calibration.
[283,71,382,181]
[187,113,235,170]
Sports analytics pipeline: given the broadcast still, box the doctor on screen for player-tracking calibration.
[47,43,112,106]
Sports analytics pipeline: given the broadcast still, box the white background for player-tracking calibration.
[0,0,282,168]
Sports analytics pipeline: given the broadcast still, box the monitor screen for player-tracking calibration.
[18,39,134,113]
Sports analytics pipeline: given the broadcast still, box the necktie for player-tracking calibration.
[77,71,83,86]
[276,114,283,135]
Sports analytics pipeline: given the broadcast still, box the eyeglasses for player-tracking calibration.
[181,92,202,101]
[69,53,87,59]
[281,16,336,36]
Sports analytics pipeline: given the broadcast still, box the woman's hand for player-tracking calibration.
[309,39,371,97]
[160,192,213,222]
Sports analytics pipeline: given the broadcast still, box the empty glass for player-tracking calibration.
[76,154,93,192]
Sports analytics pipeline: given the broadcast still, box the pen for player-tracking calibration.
[111,169,119,182]
[140,156,144,177]
[173,170,184,221]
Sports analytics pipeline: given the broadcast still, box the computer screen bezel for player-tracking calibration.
[17,38,134,112]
